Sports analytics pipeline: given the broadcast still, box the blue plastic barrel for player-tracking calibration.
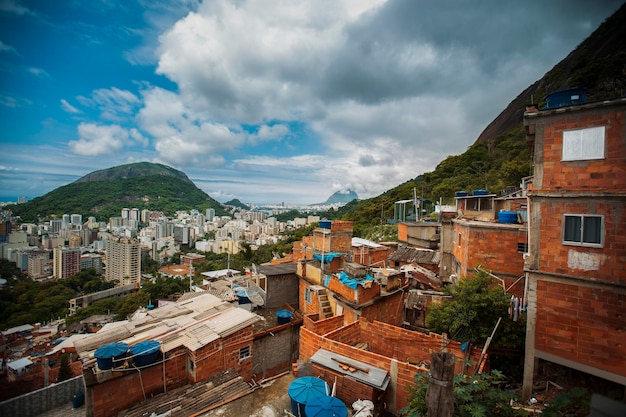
[130,340,161,367]
[498,211,518,224]
[276,310,294,324]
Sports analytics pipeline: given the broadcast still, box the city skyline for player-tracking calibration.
[1,0,623,205]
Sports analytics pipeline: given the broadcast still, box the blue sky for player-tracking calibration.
[0,0,623,205]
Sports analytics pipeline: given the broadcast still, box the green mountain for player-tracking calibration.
[7,162,227,222]
[224,198,251,210]
[335,4,626,235]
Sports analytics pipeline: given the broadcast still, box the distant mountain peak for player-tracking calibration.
[322,189,358,205]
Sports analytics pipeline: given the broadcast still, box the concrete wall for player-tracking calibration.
[266,274,299,308]
[252,325,299,380]
[0,376,85,417]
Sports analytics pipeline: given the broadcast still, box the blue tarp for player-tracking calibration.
[312,252,342,263]
[338,271,374,289]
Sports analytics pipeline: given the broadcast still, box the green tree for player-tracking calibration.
[404,369,525,417]
[57,353,73,382]
[426,271,526,350]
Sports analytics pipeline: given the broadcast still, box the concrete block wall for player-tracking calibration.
[0,375,84,417]
[535,279,626,378]
[266,274,299,308]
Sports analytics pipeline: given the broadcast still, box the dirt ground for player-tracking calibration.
[198,372,297,417]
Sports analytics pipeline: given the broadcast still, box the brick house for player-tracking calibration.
[443,192,529,297]
[521,97,626,399]
[73,293,259,417]
[296,221,407,326]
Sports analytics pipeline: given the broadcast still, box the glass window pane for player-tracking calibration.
[583,216,602,244]
[564,216,581,242]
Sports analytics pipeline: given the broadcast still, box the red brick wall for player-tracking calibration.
[299,318,480,413]
[538,109,626,192]
[453,222,527,279]
[536,200,626,282]
[361,291,405,327]
[398,223,408,243]
[534,280,626,378]
[90,354,185,417]
[312,365,379,407]
[299,280,321,316]
[327,275,381,305]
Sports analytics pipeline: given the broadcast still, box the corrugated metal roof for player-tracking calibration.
[389,247,440,265]
[73,293,260,358]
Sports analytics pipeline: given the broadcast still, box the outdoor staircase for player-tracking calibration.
[318,291,332,319]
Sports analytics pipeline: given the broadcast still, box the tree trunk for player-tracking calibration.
[426,351,455,417]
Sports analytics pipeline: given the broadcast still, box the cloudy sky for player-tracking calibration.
[0,0,622,205]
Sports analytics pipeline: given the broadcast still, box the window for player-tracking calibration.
[562,126,605,161]
[239,346,250,361]
[305,287,312,304]
[563,214,603,246]
[517,242,528,253]
[458,233,462,247]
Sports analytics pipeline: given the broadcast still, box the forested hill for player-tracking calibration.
[335,3,626,236]
[7,162,227,222]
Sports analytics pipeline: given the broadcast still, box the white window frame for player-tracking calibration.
[305,287,312,304]
[239,345,251,361]
[562,214,604,247]
[562,126,605,161]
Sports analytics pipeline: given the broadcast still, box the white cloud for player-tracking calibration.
[138,86,246,165]
[0,40,17,54]
[60,99,81,114]
[27,67,49,78]
[69,123,130,156]
[0,0,33,15]
[77,87,141,122]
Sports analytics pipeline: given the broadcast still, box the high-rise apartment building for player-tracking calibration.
[71,214,82,227]
[206,208,215,222]
[53,247,81,279]
[28,251,50,279]
[105,239,141,285]
[81,253,103,275]
[49,219,63,233]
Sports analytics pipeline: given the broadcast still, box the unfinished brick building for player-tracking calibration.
[522,96,626,399]
[299,314,481,415]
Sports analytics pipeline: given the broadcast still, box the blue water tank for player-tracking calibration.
[276,310,294,325]
[455,191,468,197]
[289,377,330,417]
[130,340,161,367]
[472,189,489,196]
[498,211,518,224]
[319,220,332,229]
[544,88,587,109]
[94,342,129,370]
[305,395,348,417]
